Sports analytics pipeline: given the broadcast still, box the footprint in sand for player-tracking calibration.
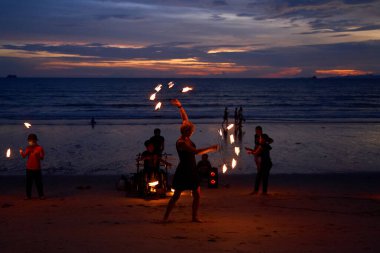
[172,236,188,240]
[1,203,14,208]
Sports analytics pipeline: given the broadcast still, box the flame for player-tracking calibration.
[155,102,162,111]
[148,181,159,187]
[218,129,223,137]
[182,87,193,93]
[6,148,11,158]
[227,124,234,130]
[234,147,240,156]
[155,84,162,92]
[229,134,235,144]
[222,164,228,174]
[149,93,156,101]
[232,158,237,169]
[171,188,175,192]
[168,81,175,89]
[24,122,32,129]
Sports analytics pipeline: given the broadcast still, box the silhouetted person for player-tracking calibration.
[139,140,171,189]
[163,99,218,223]
[234,107,239,137]
[237,106,245,140]
[222,107,228,127]
[19,134,45,200]
[197,154,212,180]
[140,140,160,181]
[149,128,165,155]
[90,117,96,129]
[246,126,273,195]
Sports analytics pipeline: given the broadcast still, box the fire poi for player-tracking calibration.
[181,87,193,93]
[155,102,162,111]
[6,148,11,158]
[147,81,239,175]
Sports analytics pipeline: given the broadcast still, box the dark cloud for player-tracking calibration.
[95,13,145,21]
[210,14,226,21]
[212,0,228,6]
[342,0,377,4]
[1,40,379,77]
[212,40,380,75]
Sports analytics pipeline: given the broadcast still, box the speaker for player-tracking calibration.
[208,167,218,188]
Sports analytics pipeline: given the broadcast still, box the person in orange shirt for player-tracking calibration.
[20,133,45,200]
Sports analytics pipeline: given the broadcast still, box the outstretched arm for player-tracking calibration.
[171,99,188,122]
[177,140,218,155]
[245,146,262,155]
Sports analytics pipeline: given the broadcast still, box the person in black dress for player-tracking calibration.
[163,99,218,222]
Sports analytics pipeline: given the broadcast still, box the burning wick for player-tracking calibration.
[234,147,240,156]
[182,87,193,93]
[155,102,162,111]
[232,158,237,169]
[222,164,228,174]
[24,122,32,129]
[6,148,11,158]
[155,84,162,92]
[229,134,235,144]
[227,124,234,130]
[148,181,159,187]
[149,93,156,101]
[168,81,175,89]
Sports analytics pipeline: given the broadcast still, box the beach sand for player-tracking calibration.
[1,174,380,253]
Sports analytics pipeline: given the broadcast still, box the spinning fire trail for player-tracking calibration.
[147,82,240,174]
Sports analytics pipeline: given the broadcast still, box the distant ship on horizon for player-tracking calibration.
[6,74,17,79]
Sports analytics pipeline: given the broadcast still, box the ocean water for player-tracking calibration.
[1,78,380,175]
[0,78,379,123]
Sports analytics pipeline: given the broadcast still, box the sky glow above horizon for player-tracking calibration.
[0,0,379,77]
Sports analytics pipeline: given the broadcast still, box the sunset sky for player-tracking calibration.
[0,0,379,78]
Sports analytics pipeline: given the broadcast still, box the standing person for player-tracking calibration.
[19,134,45,200]
[246,126,273,195]
[237,106,245,139]
[163,99,218,223]
[150,128,165,155]
[222,107,228,127]
[90,117,96,129]
[234,107,239,137]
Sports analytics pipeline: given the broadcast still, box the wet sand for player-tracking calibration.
[1,174,380,253]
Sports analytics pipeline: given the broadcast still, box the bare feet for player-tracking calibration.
[192,217,203,223]
[250,191,258,195]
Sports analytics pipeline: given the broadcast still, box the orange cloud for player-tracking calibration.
[315,69,372,76]
[261,67,302,78]
[41,57,249,76]
[207,47,255,54]
[0,49,95,59]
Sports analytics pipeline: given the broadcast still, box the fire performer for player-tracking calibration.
[19,134,45,200]
[163,99,218,223]
[246,126,273,195]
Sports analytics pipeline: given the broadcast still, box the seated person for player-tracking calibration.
[196,154,212,179]
[139,140,170,184]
